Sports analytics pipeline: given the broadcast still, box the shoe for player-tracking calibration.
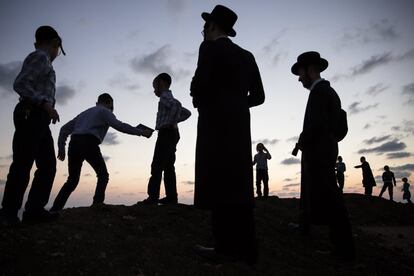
[22,209,59,225]
[139,198,159,205]
[158,197,178,205]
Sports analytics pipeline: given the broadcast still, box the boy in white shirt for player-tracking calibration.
[50,93,152,211]
[252,143,272,198]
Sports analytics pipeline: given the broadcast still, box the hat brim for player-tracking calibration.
[201,12,236,37]
[291,58,328,75]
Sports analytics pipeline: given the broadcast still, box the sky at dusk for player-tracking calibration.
[0,0,413,208]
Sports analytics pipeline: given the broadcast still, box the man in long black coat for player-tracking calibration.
[291,52,355,260]
[190,5,265,264]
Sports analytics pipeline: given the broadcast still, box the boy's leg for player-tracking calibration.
[263,171,269,197]
[25,127,56,213]
[51,138,84,211]
[147,134,165,201]
[86,145,109,205]
[379,184,387,197]
[255,170,262,197]
[388,184,393,201]
[163,130,180,200]
[1,103,37,219]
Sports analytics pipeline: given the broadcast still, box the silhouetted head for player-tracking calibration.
[384,165,390,171]
[97,93,114,112]
[153,73,172,97]
[34,26,65,61]
[201,5,237,41]
[256,143,264,152]
[338,156,343,162]
[291,52,328,90]
[402,177,408,183]
[360,156,366,163]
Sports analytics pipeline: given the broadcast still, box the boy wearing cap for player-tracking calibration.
[0,26,65,225]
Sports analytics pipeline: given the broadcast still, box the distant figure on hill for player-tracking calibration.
[141,73,191,205]
[335,156,346,192]
[50,93,152,212]
[354,156,376,196]
[252,143,272,198]
[291,51,355,261]
[0,26,65,226]
[379,165,396,201]
[191,5,265,265]
[401,177,412,204]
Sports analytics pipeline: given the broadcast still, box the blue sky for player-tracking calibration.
[0,0,413,207]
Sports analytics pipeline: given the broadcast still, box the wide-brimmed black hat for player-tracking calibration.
[35,25,66,55]
[291,51,328,75]
[202,5,237,37]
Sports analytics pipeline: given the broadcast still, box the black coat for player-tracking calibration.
[190,37,265,209]
[298,80,345,224]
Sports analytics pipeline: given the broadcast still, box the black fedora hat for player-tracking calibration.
[291,51,328,75]
[202,5,237,37]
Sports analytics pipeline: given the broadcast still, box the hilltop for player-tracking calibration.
[1,194,414,275]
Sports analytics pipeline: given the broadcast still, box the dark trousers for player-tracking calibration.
[256,169,269,197]
[212,206,257,263]
[52,135,109,211]
[147,129,180,200]
[379,182,393,200]
[336,172,344,191]
[1,102,56,217]
[364,185,373,195]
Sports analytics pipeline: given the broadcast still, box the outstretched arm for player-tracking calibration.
[103,109,152,138]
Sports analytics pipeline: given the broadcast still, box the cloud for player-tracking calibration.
[55,85,76,105]
[366,83,388,96]
[0,179,5,186]
[363,123,371,130]
[392,120,414,135]
[102,132,119,146]
[281,157,301,165]
[283,183,300,188]
[83,173,92,177]
[182,180,194,185]
[108,73,140,91]
[103,155,111,162]
[283,178,296,182]
[130,45,190,80]
[351,52,393,77]
[363,135,392,145]
[392,163,414,179]
[386,152,411,159]
[333,48,414,81]
[0,61,21,96]
[402,83,414,105]
[251,138,279,146]
[348,101,379,115]
[338,19,398,47]
[0,154,12,160]
[286,136,299,143]
[260,30,287,65]
[358,139,406,154]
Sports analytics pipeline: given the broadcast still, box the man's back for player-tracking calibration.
[191,37,264,109]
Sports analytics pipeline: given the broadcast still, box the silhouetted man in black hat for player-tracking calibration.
[191,5,265,264]
[291,51,355,261]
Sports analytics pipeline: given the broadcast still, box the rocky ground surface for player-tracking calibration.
[1,193,414,275]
